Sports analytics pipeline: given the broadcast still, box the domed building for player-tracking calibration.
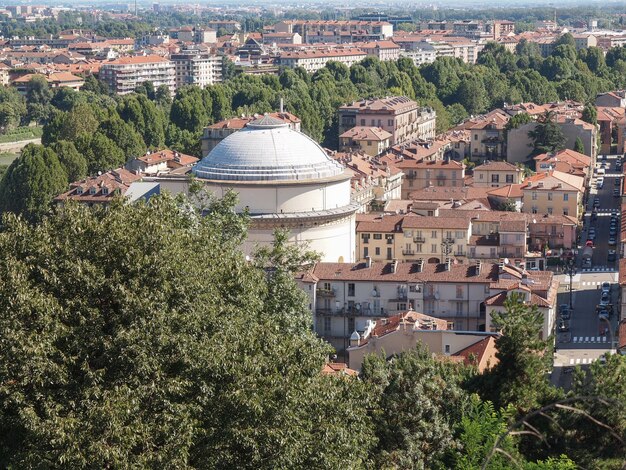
[192,115,358,262]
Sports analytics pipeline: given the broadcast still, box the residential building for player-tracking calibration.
[99,55,175,95]
[193,27,217,44]
[277,48,367,73]
[355,213,471,263]
[486,184,524,212]
[330,151,403,211]
[521,170,585,218]
[346,310,499,371]
[206,20,241,32]
[620,259,626,323]
[338,97,436,146]
[305,258,557,350]
[597,106,626,155]
[274,20,393,44]
[126,149,199,175]
[381,158,465,198]
[338,126,392,156]
[596,91,626,108]
[12,72,84,94]
[262,32,302,45]
[359,40,401,61]
[527,214,578,253]
[399,45,437,66]
[472,161,523,188]
[55,168,149,207]
[456,109,510,160]
[200,112,301,155]
[171,49,222,88]
[534,149,592,182]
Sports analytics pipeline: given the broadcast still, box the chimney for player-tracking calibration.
[445,258,452,271]
[391,259,398,273]
[365,256,372,268]
[349,330,361,347]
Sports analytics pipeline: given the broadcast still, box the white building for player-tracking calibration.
[190,115,358,262]
[99,55,175,95]
[277,48,367,73]
[171,49,222,88]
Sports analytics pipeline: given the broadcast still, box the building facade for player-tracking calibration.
[99,55,175,95]
[171,49,222,88]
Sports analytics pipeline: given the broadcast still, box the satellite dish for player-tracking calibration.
[434,292,440,300]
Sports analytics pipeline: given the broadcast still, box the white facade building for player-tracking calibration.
[171,50,222,88]
[190,115,358,262]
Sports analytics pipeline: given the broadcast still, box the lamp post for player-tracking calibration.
[564,256,576,312]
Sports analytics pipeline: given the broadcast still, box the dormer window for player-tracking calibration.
[75,187,83,195]
[102,187,109,195]
[89,187,96,195]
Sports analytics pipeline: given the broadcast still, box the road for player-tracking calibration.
[0,137,41,153]
[552,154,621,388]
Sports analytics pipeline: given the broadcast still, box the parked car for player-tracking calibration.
[614,188,620,197]
[593,198,601,207]
[559,304,571,320]
[600,292,610,306]
[615,177,621,186]
[608,250,617,262]
[609,227,617,236]
[602,281,611,294]
[609,236,616,245]
[558,320,570,333]
[598,309,610,320]
[597,177,604,189]
[585,239,594,247]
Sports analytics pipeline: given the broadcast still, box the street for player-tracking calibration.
[552,154,621,388]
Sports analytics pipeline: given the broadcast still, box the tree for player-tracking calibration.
[470,293,559,414]
[0,193,375,468]
[75,132,125,174]
[98,116,146,160]
[528,111,567,155]
[52,140,87,182]
[25,75,53,123]
[581,104,597,126]
[0,143,67,221]
[554,33,576,48]
[361,346,469,468]
[573,137,585,154]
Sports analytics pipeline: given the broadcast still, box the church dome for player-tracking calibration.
[193,115,345,182]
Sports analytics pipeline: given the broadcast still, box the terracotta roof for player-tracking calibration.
[321,362,358,376]
[340,96,417,113]
[207,112,300,130]
[358,310,449,347]
[356,214,406,232]
[408,186,492,202]
[473,161,521,172]
[312,260,500,284]
[453,336,498,370]
[279,48,366,59]
[55,168,141,203]
[340,126,392,142]
[487,184,524,199]
[522,170,584,192]
[135,149,198,167]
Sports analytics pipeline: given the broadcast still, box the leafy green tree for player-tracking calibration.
[0,143,67,221]
[25,75,53,123]
[0,86,26,130]
[446,103,469,126]
[170,86,209,133]
[573,137,585,154]
[362,346,469,468]
[75,132,125,174]
[98,116,146,160]
[0,193,376,468]
[528,111,567,155]
[554,33,576,48]
[470,293,559,414]
[556,79,587,102]
[581,104,597,125]
[118,94,166,148]
[50,87,83,112]
[52,140,87,182]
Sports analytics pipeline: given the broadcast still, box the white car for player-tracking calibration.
[602,282,611,294]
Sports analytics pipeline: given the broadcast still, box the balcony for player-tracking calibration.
[316,287,336,297]
[445,238,456,244]
[414,236,426,243]
[402,249,415,256]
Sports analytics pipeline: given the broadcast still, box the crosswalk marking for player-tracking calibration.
[570,336,609,343]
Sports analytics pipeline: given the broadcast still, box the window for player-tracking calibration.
[456,302,463,314]
[375,247,380,256]
[387,247,392,260]
[431,231,437,238]
[455,231,464,238]
[397,303,407,310]
[479,173,484,180]
[404,230,412,238]
[364,247,369,257]
[563,209,569,216]
[474,134,478,141]
[388,119,393,126]
[484,284,490,294]
[547,192,553,201]
[373,233,382,240]
[367,141,372,146]
[445,344,451,353]
[323,282,331,290]
[431,244,437,253]
[532,206,538,214]
[416,244,423,253]
[547,207,553,215]
[386,235,394,244]
[362,233,370,244]
[456,285,464,299]
[532,192,537,200]
[491,174,499,183]
[506,174,514,183]
[563,193,569,201]
[348,317,355,332]
[324,317,331,332]
[348,283,355,296]
[490,247,497,257]
[360,118,365,126]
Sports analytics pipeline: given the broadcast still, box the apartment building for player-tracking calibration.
[346,310,498,371]
[338,96,436,146]
[99,55,175,95]
[355,213,471,263]
[456,109,510,159]
[399,45,437,66]
[597,106,626,155]
[126,149,199,175]
[200,112,301,155]
[387,159,465,198]
[171,49,222,88]
[274,20,393,44]
[277,48,367,73]
[12,71,84,94]
[262,32,302,45]
[534,149,592,182]
[472,161,523,188]
[339,126,392,156]
[359,40,401,61]
[527,214,578,252]
[302,258,557,350]
[521,170,584,218]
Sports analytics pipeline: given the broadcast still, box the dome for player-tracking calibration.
[193,115,345,182]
